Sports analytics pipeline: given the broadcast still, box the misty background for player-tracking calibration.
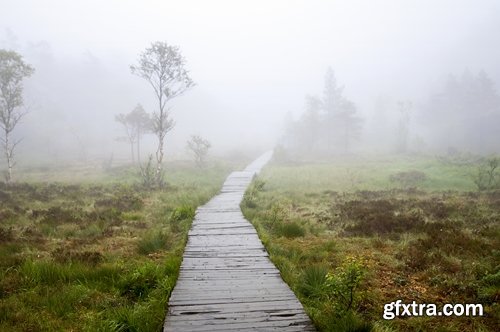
[1,0,499,165]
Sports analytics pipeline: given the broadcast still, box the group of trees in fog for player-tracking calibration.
[282,67,363,156]
[115,104,151,164]
[1,42,212,185]
[422,70,500,154]
[283,68,500,157]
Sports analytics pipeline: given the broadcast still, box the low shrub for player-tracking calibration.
[137,230,170,255]
[325,257,366,312]
[473,156,500,191]
[169,205,195,222]
[278,221,306,238]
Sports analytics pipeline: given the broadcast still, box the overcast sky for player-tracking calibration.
[1,0,499,159]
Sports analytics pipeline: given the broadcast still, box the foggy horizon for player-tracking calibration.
[1,0,500,164]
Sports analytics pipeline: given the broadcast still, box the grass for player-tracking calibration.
[0,158,242,331]
[262,155,477,193]
[242,154,499,332]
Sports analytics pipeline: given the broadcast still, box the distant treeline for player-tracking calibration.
[281,68,500,156]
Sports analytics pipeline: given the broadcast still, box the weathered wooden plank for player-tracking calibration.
[163,151,315,331]
[171,282,293,289]
[168,299,306,312]
[169,295,300,306]
[182,255,269,260]
[176,271,282,280]
[164,319,314,332]
[180,255,274,263]
[167,308,307,320]
[164,320,314,331]
[191,222,253,228]
[188,229,257,236]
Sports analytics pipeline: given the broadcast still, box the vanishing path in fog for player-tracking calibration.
[164,151,315,331]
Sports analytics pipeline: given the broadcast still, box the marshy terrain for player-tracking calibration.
[242,154,499,331]
[0,160,242,331]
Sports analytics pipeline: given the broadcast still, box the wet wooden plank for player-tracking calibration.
[164,151,316,331]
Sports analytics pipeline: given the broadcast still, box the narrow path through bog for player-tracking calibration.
[164,151,315,331]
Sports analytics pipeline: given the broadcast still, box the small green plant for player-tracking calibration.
[264,203,287,230]
[473,156,500,190]
[169,205,195,233]
[139,154,157,189]
[170,205,195,222]
[325,257,366,312]
[253,178,266,192]
[242,177,266,208]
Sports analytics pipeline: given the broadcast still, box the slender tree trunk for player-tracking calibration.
[130,141,135,164]
[155,88,166,186]
[136,134,141,164]
[3,129,12,183]
[155,132,164,185]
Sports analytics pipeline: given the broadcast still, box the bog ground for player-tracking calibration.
[242,154,499,331]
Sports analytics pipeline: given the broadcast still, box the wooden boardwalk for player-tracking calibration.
[164,152,315,331]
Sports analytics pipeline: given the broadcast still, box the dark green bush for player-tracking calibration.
[278,221,306,238]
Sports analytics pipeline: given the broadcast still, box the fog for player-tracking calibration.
[1,0,500,164]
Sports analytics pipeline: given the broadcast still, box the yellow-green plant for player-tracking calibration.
[326,257,366,312]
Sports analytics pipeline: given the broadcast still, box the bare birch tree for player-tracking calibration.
[131,42,194,187]
[0,50,34,183]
